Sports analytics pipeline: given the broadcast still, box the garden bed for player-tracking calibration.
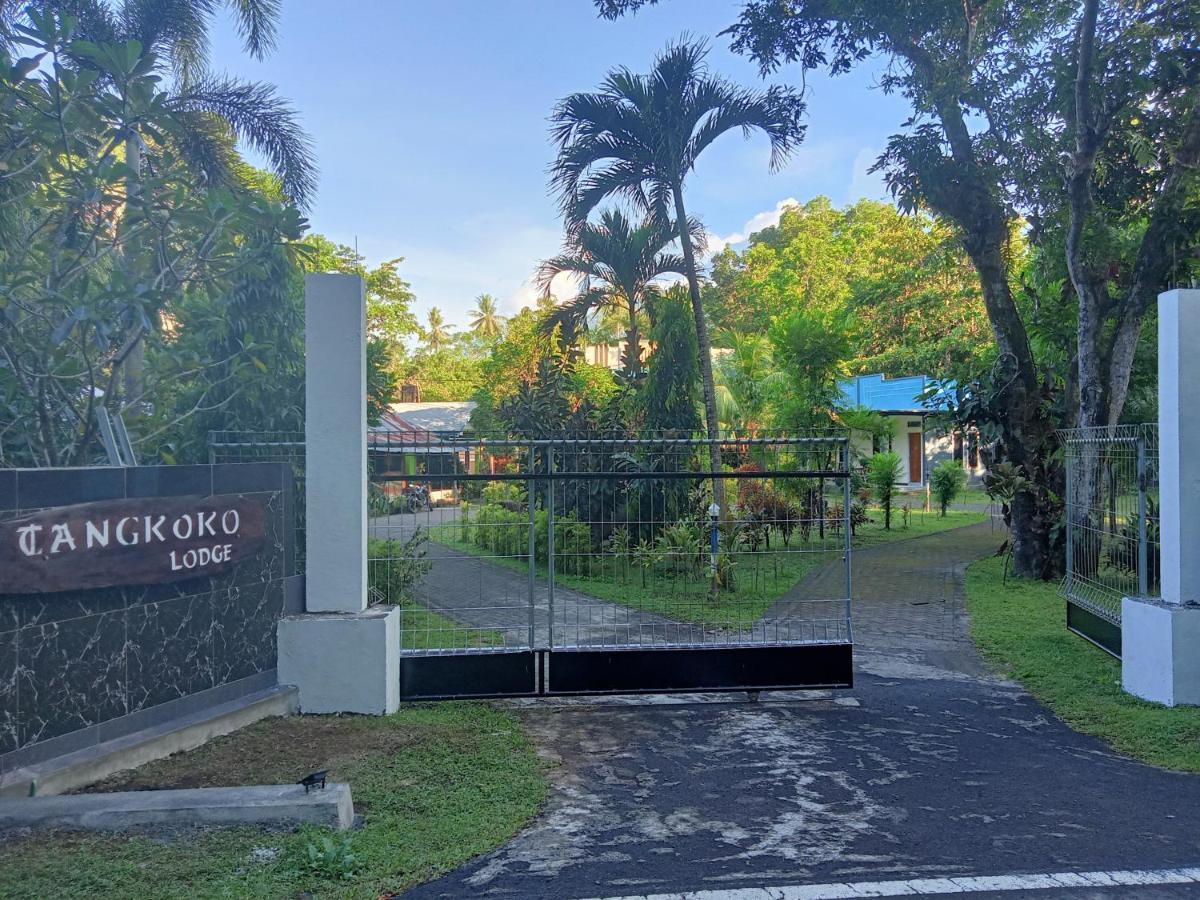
[965,555,1200,771]
[0,703,546,899]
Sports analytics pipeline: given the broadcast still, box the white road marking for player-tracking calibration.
[580,866,1200,899]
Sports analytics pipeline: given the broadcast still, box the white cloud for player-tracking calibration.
[705,197,801,257]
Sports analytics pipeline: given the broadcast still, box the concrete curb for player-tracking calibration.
[0,782,353,832]
[0,685,299,798]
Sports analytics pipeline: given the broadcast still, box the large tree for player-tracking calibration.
[706,198,993,379]
[549,40,805,510]
[536,208,688,379]
[1055,0,1200,430]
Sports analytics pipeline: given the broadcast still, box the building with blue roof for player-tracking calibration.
[835,373,985,488]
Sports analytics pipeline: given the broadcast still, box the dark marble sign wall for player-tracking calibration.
[0,463,299,773]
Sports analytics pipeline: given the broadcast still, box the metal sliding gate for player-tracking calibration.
[369,431,853,699]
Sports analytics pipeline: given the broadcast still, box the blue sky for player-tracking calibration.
[210,1,910,326]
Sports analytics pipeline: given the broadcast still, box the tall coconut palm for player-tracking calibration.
[550,40,805,505]
[536,208,690,379]
[469,293,505,339]
[424,307,451,351]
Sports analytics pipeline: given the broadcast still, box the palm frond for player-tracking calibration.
[539,288,608,344]
[228,0,278,60]
[167,107,241,191]
[124,0,214,83]
[683,82,806,173]
[171,75,316,207]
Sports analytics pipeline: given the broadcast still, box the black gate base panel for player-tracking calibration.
[545,644,852,695]
[1067,600,1121,659]
[397,643,853,700]
[399,651,539,700]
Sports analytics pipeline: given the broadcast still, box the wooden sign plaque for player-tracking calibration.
[0,494,268,595]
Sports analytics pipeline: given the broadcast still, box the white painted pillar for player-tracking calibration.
[277,274,399,714]
[303,273,366,613]
[1123,289,1200,706]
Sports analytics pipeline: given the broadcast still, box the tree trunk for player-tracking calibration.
[928,95,1056,578]
[1066,0,1106,432]
[672,186,725,512]
[625,299,642,378]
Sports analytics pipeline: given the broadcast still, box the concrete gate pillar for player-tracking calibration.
[277,274,399,714]
[1123,288,1200,706]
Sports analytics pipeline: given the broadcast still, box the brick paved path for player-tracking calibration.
[765,521,1006,670]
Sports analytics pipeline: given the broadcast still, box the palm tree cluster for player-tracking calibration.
[542,39,806,507]
[536,209,694,379]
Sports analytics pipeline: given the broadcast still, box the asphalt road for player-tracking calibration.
[403,524,1200,900]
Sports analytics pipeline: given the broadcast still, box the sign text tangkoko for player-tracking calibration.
[0,494,267,594]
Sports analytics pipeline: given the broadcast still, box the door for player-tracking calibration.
[908,431,922,483]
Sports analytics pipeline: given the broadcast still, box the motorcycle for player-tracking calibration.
[401,483,432,513]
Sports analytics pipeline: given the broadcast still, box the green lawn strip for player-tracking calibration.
[854,507,989,547]
[0,703,547,900]
[425,508,987,629]
[398,601,505,651]
[965,555,1200,772]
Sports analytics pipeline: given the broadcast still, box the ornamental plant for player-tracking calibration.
[867,452,903,530]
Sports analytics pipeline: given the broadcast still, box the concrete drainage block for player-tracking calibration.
[0,783,353,833]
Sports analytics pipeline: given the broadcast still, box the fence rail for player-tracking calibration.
[1061,424,1159,651]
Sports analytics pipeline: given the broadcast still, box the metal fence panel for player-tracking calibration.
[1061,424,1160,632]
[211,429,855,690]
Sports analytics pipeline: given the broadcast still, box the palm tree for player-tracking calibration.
[469,294,505,339]
[536,208,688,379]
[7,1,316,205]
[713,332,786,433]
[424,307,451,351]
[550,40,805,506]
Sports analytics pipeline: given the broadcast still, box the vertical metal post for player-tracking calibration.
[527,442,537,649]
[1137,435,1149,597]
[842,441,852,637]
[1065,442,1074,591]
[546,444,556,650]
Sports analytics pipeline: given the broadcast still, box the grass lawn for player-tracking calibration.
[966,555,1200,772]
[396,600,504,651]
[427,507,986,629]
[854,506,989,547]
[0,703,546,899]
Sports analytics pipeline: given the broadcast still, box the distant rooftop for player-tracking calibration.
[836,374,951,414]
[383,401,476,434]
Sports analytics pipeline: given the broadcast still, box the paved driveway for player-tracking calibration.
[405,524,1200,899]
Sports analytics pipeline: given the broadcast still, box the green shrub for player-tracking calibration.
[368,529,432,604]
[930,459,967,516]
[656,522,702,575]
[867,452,903,530]
[368,483,391,518]
[470,503,593,573]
